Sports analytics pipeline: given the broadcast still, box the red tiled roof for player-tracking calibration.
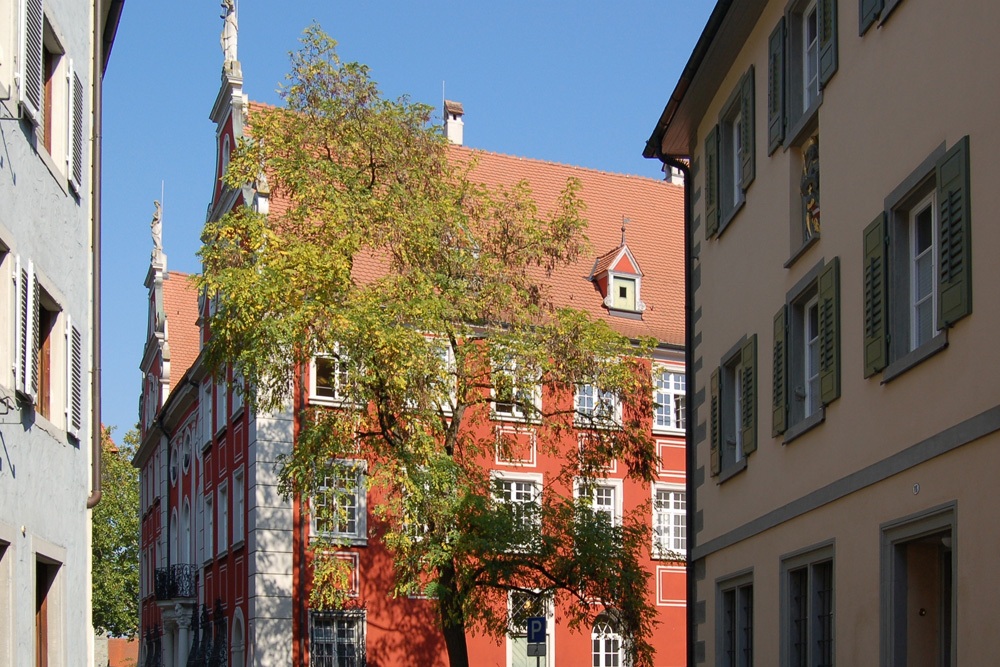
[448,146,684,345]
[245,103,685,345]
[162,271,201,384]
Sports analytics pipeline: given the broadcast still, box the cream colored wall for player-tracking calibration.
[692,0,1000,543]
[689,0,1000,663]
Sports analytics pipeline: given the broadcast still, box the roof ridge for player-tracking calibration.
[450,145,679,186]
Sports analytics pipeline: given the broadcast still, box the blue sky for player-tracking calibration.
[100,1,714,437]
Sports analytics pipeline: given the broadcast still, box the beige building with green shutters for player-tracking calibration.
[644,0,997,664]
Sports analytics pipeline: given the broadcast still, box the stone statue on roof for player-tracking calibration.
[221,0,238,62]
[151,200,163,255]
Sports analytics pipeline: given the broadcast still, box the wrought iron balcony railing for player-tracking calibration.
[154,563,197,600]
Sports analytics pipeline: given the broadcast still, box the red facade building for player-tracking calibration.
[134,21,686,667]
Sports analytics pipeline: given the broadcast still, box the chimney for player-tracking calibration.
[444,100,464,146]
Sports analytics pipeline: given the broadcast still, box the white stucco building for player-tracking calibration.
[0,1,122,665]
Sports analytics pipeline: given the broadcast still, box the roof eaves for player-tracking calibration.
[643,0,768,160]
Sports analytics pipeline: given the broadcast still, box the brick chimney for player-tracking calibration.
[444,100,464,145]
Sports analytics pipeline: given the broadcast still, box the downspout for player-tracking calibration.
[87,0,124,510]
[86,1,105,510]
[649,150,694,667]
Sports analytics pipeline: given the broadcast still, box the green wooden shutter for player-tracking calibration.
[818,258,841,404]
[705,125,720,238]
[818,0,839,89]
[863,214,888,377]
[740,67,756,189]
[772,306,788,436]
[859,0,882,35]
[741,335,757,456]
[767,19,786,155]
[710,367,721,477]
[936,135,972,328]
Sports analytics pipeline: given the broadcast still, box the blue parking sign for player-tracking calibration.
[527,616,546,644]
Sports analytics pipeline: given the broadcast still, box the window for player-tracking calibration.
[576,478,623,528]
[864,138,971,381]
[491,351,540,421]
[653,367,685,432]
[612,277,635,311]
[653,485,686,558]
[214,376,227,434]
[204,493,214,561]
[711,336,756,479]
[706,67,755,236]
[311,346,351,404]
[592,614,624,667]
[309,609,365,667]
[508,591,550,667]
[233,467,245,545]
[35,557,61,667]
[718,574,753,667]
[773,260,840,440]
[780,544,834,667]
[201,382,213,446]
[218,482,229,554]
[575,384,620,426]
[493,471,542,551]
[767,0,837,153]
[313,461,367,544]
[880,504,956,667]
[231,371,244,415]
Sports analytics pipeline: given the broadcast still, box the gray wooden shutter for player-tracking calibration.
[68,61,84,193]
[13,255,23,392]
[767,19,786,155]
[863,213,888,377]
[936,135,972,328]
[29,272,40,401]
[818,257,841,405]
[19,0,44,123]
[740,67,756,189]
[705,125,720,238]
[67,319,82,437]
[741,335,757,456]
[772,306,788,436]
[818,0,839,88]
[710,367,721,477]
[859,0,882,35]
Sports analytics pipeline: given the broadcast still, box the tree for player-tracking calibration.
[200,25,661,667]
[92,426,140,638]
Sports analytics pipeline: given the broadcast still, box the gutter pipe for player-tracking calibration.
[88,0,125,509]
[648,153,694,667]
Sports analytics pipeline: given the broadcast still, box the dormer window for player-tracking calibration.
[589,242,646,316]
[613,277,636,311]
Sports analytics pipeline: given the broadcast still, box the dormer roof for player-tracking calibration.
[590,243,643,280]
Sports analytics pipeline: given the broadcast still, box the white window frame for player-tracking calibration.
[492,470,543,551]
[574,477,624,528]
[231,370,244,416]
[801,0,819,111]
[309,344,353,406]
[723,357,745,469]
[232,466,245,546]
[507,590,553,667]
[214,374,227,435]
[312,460,368,545]
[309,609,365,667]
[592,614,625,667]
[908,192,938,351]
[201,381,213,447]
[217,481,228,554]
[204,492,214,563]
[491,352,541,422]
[574,384,621,427]
[652,365,686,434]
[802,295,820,418]
[652,484,686,559]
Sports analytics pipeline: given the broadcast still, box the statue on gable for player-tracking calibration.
[151,200,163,257]
[221,0,238,62]
[800,137,820,240]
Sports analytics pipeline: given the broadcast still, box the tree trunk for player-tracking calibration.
[438,560,470,667]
